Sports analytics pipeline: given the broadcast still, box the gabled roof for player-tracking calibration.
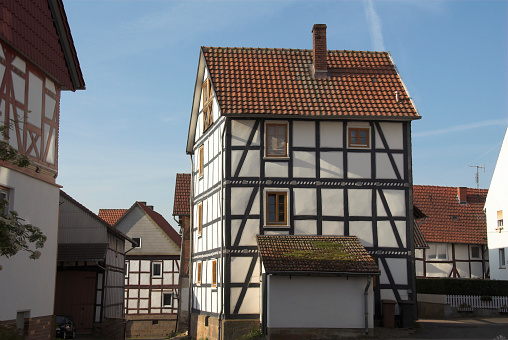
[60,191,131,242]
[257,235,380,275]
[0,0,85,90]
[413,185,488,245]
[173,173,191,216]
[102,202,182,248]
[98,209,128,226]
[57,243,108,262]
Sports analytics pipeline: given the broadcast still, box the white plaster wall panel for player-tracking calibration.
[0,42,5,58]
[231,257,252,283]
[231,120,259,146]
[152,277,162,285]
[320,121,343,148]
[44,94,56,119]
[130,260,139,272]
[322,221,344,235]
[140,289,149,298]
[128,300,137,309]
[268,276,374,328]
[456,262,469,278]
[232,150,260,177]
[347,153,371,179]
[320,151,343,178]
[264,230,290,236]
[350,221,373,247]
[385,258,407,285]
[12,72,25,104]
[231,219,259,246]
[293,121,315,147]
[141,260,150,272]
[265,161,288,178]
[294,220,317,235]
[0,169,59,319]
[0,62,5,83]
[140,273,150,285]
[27,72,43,128]
[140,299,149,309]
[377,221,399,248]
[375,122,403,150]
[28,133,40,157]
[152,291,161,307]
[293,151,316,178]
[425,263,452,277]
[470,262,483,278]
[293,188,317,215]
[416,260,424,277]
[348,189,372,217]
[230,187,259,215]
[11,56,26,73]
[129,289,138,298]
[45,78,56,93]
[238,288,260,314]
[375,153,403,179]
[251,258,260,283]
[455,244,469,260]
[377,190,406,217]
[321,189,344,216]
[229,287,242,314]
[211,291,218,314]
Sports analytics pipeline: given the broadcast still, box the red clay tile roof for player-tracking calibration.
[98,209,127,227]
[203,47,419,119]
[137,202,182,248]
[0,0,85,90]
[257,235,380,275]
[173,173,191,216]
[413,185,488,245]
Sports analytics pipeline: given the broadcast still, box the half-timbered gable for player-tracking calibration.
[485,127,508,280]
[413,185,488,279]
[186,24,421,339]
[0,1,85,338]
[99,202,182,338]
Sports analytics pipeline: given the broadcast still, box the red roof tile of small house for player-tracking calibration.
[413,185,488,245]
[202,47,420,120]
[173,173,191,216]
[98,209,127,226]
[0,0,85,90]
[257,235,380,275]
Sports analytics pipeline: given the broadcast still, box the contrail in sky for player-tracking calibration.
[364,0,386,51]
[413,119,507,138]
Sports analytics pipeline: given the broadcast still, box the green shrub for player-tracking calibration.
[416,278,508,296]
[0,327,24,340]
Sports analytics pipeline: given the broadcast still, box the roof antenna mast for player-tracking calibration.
[468,164,485,190]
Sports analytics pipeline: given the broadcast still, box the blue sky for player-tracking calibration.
[58,0,508,223]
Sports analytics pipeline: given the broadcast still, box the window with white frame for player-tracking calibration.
[132,237,141,248]
[152,262,162,277]
[470,246,481,259]
[162,293,173,307]
[500,248,506,269]
[426,243,448,260]
[0,186,10,213]
[125,261,129,278]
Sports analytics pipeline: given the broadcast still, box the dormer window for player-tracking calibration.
[202,78,213,131]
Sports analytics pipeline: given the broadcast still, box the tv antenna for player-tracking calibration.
[468,165,485,190]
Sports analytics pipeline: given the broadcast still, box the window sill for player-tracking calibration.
[264,156,290,161]
[263,225,290,229]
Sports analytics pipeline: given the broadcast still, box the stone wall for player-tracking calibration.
[190,314,260,340]
[94,317,125,340]
[0,315,54,340]
[125,315,177,338]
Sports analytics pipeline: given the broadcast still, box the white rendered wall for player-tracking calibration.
[267,275,374,329]
[0,169,59,320]
[486,127,508,280]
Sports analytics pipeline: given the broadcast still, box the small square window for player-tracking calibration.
[266,123,288,157]
[212,260,217,288]
[266,192,287,225]
[162,293,173,307]
[152,262,162,277]
[132,237,141,248]
[470,246,480,259]
[348,127,370,148]
[197,262,202,284]
[199,145,204,177]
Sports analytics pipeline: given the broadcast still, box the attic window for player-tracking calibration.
[450,215,459,220]
[202,78,213,131]
[348,127,370,148]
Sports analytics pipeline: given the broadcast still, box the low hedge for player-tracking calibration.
[416,278,508,296]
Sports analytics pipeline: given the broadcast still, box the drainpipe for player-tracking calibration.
[188,155,194,334]
[364,276,372,334]
[218,120,227,340]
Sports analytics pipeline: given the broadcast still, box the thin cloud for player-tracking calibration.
[364,0,386,51]
[413,119,507,138]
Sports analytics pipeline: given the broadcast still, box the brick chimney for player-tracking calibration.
[312,24,328,79]
[457,187,467,204]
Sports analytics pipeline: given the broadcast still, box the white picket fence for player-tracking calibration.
[446,295,508,311]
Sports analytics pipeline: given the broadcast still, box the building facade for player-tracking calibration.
[0,1,85,338]
[186,24,421,339]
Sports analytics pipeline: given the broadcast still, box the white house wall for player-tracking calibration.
[486,127,508,280]
[0,169,59,320]
[267,275,374,329]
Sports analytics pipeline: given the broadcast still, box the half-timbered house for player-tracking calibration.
[56,191,131,339]
[0,1,85,338]
[172,173,192,332]
[99,202,181,338]
[485,127,508,281]
[413,185,489,279]
[186,24,421,339]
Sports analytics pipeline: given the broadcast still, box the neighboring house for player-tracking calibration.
[485,127,508,280]
[186,24,421,339]
[99,202,182,339]
[413,185,489,279]
[172,173,191,332]
[56,191,130,339]
[0,1,85,338]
